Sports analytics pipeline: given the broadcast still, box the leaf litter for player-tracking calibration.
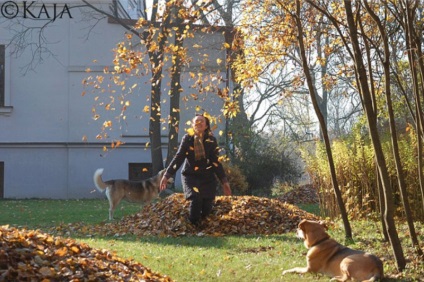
[0,226,172,281]
[0,194,319,281]
[1,194,423,280]
[51,194,319,238]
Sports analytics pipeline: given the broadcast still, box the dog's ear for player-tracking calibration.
[298,219,307,230]
[319,220,328,230]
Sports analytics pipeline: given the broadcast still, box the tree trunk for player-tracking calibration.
[295,0,352,240]
[364,0,422,256]
[149,68,164,174]
[344,0,405,271]
[166,24,184,168]
[404,2,424,214]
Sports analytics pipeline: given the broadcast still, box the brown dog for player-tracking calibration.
[93,168,169,220]
[282,219,384,281]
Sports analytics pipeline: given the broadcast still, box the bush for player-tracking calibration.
[218,162,249,195]
[301,128,424,220]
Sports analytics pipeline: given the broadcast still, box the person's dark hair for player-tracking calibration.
[195,114,212,136]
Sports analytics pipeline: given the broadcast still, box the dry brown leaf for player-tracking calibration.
[0,226,173,281]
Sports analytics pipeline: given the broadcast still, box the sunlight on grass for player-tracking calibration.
[78,235,316,282]
[1,199,422,281]
[0,199,141,227]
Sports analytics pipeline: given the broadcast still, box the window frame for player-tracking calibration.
[0,44,12,115]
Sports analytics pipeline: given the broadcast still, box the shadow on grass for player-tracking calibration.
[73,233,302,250]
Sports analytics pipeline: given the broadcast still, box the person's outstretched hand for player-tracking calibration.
[222,182,232,196]
[160,176,168,191]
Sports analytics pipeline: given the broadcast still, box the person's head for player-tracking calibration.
[192,114,211,136]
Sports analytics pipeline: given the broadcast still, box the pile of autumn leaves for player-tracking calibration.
[1,194,318,281]
[0,226,172,281]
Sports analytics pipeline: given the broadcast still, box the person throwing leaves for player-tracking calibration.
[160,114,231,226]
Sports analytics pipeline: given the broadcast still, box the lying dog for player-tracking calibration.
[283,219,384,282]
[93,168,169,220]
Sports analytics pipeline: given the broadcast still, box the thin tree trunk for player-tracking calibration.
[344,0,405,271]
[166,25,184,168]
[404,2,424,214]
[295,0,352,240]
[365,0,422,256]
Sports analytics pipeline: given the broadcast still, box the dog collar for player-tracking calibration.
[311,236,330,247]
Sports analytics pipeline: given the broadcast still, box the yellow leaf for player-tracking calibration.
[71,246,80,254]
[103,120,112,128]
[193,187,199,193]
[55,247,68,257]
[186,128,195,136]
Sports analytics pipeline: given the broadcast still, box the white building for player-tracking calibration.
[0,1,229,198]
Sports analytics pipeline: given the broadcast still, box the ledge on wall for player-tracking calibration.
[0,106,13,115]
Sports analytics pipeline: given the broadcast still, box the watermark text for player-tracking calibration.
[1,1,72,20]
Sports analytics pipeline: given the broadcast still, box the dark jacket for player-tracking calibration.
[165,133,228,199]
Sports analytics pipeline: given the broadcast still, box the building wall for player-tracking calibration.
[0,2,228,198]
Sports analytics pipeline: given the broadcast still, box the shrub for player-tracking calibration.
[218,162,249,195]
[301,128,423,220]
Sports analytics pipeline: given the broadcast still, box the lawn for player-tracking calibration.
[0,198,422,281]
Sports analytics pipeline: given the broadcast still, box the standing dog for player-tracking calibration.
[93,168,168,220]
[283,219,384,281]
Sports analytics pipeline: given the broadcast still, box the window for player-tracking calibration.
[0,45,4,107]
[128,163,152,180]
[0,44,12,115]
[0,162,4,199]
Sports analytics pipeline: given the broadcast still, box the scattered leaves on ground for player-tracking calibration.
[49,194,319,238]
[0,226,173,281]
[279,184,318,204]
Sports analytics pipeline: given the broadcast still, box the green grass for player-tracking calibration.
[0,199,422,281]
[0,198,141,227]
[80,235,310,282]
[297,203,320,216]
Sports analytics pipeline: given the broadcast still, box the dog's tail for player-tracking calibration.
[93,168,108,192]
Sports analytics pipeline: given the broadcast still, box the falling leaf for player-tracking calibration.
[193,187,199,193]
[186,128,195,136]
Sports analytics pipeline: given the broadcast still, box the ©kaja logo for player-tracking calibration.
[1,1,72,20]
